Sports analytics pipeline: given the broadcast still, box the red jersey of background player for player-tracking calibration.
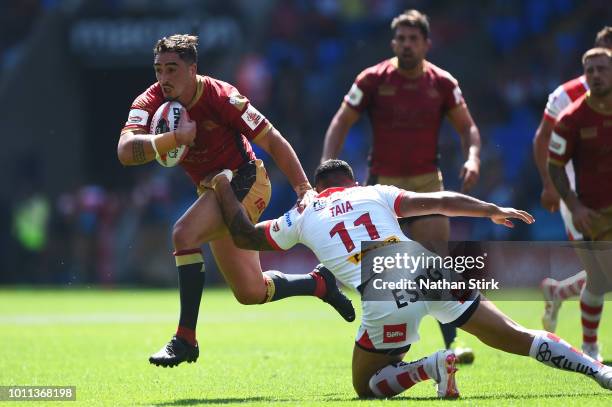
[122,75,271,185]
[542,75,589,124]
[344,57,465,177]
[549,93,612,210]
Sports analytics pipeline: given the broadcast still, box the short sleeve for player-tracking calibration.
[207,79,271,141]
[548,113,577,166]
[544,85,571,123]
[344,69,376,112]
[439,73,465,113]
[263,209,302,250]
[373,185,406,217]
[121,84,164,134]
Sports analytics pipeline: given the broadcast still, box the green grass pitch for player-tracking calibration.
[0,289,610,406]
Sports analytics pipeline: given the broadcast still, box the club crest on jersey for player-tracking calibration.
[313,200,328,212]
[271,221,280,233]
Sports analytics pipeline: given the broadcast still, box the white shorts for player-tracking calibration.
[560,200,583,241]
[355,295,479,354]
[560,161,583,241]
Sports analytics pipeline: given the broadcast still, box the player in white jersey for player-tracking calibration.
[533,27,612,359]
[208,160,612,399]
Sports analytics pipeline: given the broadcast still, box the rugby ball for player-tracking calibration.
[150,101,189,167]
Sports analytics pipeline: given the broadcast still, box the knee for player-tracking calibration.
[172,220,196,250]
[233,285,265,305]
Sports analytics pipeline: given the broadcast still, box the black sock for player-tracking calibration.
[174,249,205,335]
[439,321,457,349]
[262,270,323,302]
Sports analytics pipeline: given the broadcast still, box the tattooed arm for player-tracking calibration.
[212,175,275,251]
[117,129,157,165]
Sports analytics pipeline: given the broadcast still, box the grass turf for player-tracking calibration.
[0,288,610,406]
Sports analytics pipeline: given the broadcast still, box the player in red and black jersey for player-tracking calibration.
[118,35,354,367]
[321,10,481,363]
[548,47,612,362]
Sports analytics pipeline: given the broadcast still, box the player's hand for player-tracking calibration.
[490,207,535,228]
[174,108,196,146]
[571,203,601,237]
[201,169,233,189]
[295,189,317,214]
[540,185,560,212]
[460,158,479,193]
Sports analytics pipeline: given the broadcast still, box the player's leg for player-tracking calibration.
[209,238,354,321]
[353,345,458,399]
[352,301,458,399]
[406,214,473,363]
[541,200,586,331]
[210,159,354,319]
[459,297,612,389]
[576,236,612,361]
[149,189,226,367]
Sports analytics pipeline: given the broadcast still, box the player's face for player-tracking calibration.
[584,56,612,97]
[154,52,196,100]
[391,26,430,70]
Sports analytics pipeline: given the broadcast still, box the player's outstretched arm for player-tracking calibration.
[321,103,360,163]
[210,171,275,251]
[533,118,560,211]
[398,191,534,228]
[253,127,312,199]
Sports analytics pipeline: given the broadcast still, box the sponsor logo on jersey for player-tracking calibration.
[126,109,149,126]
[383,323,406,343]
[241,105,264,130]
[345,83,363,106]
[549,132,567,155]
[284,212,292,227]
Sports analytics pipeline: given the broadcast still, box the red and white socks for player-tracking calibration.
[369,357,432,398]
[369,350,458,399]
[580,288,604,360]
[529,331,606,386]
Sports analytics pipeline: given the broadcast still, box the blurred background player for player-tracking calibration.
[534,27,612,339]
[211,159,612,399]
[118,35,354,367]
[321,9,481,363]
[547,47,612,362]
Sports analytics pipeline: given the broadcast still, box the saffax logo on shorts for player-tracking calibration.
[383,324,406,343]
